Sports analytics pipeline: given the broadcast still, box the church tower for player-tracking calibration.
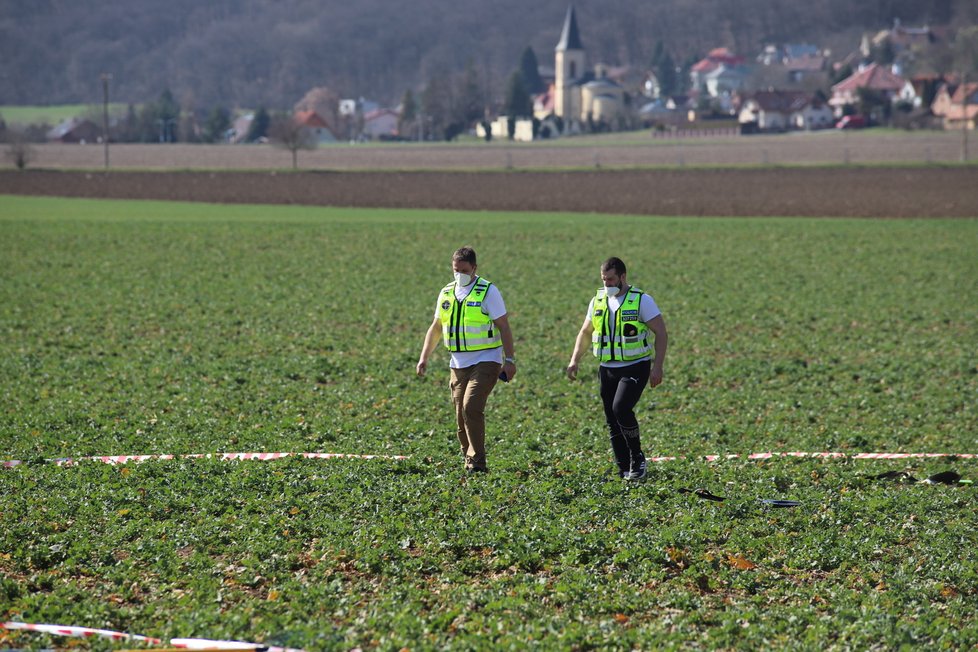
[555,6,585,123]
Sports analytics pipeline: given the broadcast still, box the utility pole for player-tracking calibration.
[100,73,111,169]
[962,70,970,163]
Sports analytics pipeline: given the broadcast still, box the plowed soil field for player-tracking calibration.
[3,167,976,217]
[2,134,976,217]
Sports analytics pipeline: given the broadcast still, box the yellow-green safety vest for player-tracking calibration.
[591,286,652,362]
[439,277,502,352]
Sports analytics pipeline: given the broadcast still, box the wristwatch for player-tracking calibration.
[504,356,516,363]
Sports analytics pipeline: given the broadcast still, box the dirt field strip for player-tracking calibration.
[1,167,976,218]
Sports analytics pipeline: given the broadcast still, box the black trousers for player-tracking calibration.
[599,358,651,476]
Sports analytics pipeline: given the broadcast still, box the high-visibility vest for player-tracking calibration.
[439,277,502,352]
[591,286,652,362]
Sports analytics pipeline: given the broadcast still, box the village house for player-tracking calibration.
[738,90,832,132]
[294,110,338,143]
[361,108,399,140]
[829,62,915,116]
[784,53,827,83]
[691,47,750,98]
[478,117,535,142]
[931,81,978,130]
[47,117,100,144]
[228,113,254,144]
[533,86,555,120]
[861,19,948,74]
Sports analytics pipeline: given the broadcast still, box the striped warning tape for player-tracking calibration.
[1,452,410,468]
[1,451,974,470]
[1,621,305,651]
[648,451,976,462]
[1,621,161,644]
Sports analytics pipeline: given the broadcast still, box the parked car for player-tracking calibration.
[835,115,866,129]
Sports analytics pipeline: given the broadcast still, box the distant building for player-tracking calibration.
[533,85,556,120]
[362,108,399,140]
[785,54,826,83]
[47,117,100,144]
[637,99,685,128]
[294,110,338,143]
[931,82,978,130]
[738,90,832,131]
[830,62,913,114]
[690,48,750,98]
[858,20,950,77]
[477,117,535,142]
[553,6,627,132]
[862,19,947,58]
[229,113,254,144]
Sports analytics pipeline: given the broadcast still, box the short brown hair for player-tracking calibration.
[601,257,626,275]
[453,247,477,265]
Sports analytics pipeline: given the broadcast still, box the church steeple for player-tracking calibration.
[554,6,586,123]
[556,5,583,51]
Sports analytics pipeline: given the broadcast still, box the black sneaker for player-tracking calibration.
[465,467,489,475]
[626,457,647,481]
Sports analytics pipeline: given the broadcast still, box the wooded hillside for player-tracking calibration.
[0,0,972,109]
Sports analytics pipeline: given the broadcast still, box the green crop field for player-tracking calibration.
[1,195,976,650]
[0,104,130,127]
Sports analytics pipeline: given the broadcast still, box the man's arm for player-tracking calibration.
[566,316,594,380]
[493,314,517,380]
[646,314,667,388]
[416,316,442,377]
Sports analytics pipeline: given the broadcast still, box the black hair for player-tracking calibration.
[453,247,477,265]
[601,257,626,276]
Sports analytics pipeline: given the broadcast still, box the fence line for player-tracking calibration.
[651,127,740,139]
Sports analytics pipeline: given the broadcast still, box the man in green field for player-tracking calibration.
[417,247,517,474]
[566,257,668,481]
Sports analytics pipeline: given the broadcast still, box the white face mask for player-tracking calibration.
[454,272,474,287]
[603,284,620,298]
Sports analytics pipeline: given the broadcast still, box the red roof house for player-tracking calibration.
[830,63,909,110]
[294,110,338,142]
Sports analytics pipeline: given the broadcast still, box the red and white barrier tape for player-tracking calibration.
[1,451,409,468]
[646,451,976,463]
[1,451,974,470]
[1,621,305,651]
[1,621,161,644]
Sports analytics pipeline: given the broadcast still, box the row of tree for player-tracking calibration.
[106,91,273,144]
[0,91,275,145]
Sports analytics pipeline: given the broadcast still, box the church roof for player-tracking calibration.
[556,6,583,51]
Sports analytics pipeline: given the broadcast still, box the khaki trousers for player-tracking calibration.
[449,361,501,470]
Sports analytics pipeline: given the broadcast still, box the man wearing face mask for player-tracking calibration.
[566,257,668,481]
[417,247,516,474]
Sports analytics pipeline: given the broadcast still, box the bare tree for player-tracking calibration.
[4,130,34,170]
[269,114,317,169]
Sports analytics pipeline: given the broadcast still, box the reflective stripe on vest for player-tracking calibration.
[591,287,652,362]
[438,277,502,352]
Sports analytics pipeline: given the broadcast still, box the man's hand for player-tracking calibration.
[566,362,579,381]
[649,365,663,388]
[502,361,516,381]
[416,359,428,377]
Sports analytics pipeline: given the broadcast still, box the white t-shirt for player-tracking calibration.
[586,287,661,368]
[434,279,507,369]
